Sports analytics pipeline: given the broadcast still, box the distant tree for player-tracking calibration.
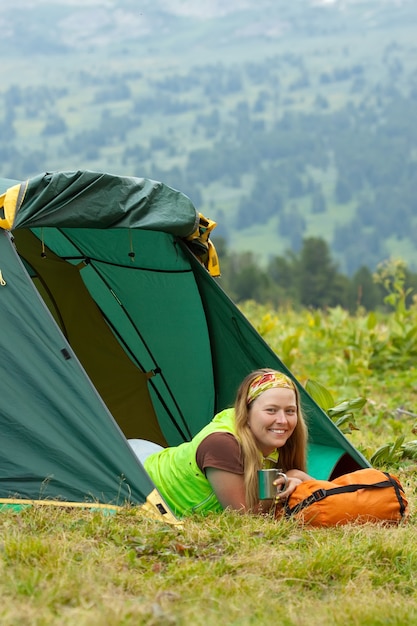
[85,146,100,160]
[195,109,221,139]
[319,72,332,84]
[355,200,375,227]
[333,67,352,82]
[290,230,304,253]
[297,237,349,308]
[311,188,327,214]
[149,136,170,151]
[244,60,277,85]
[217,251,272,303]
[225,71,243,93]
[186,147,225,185]
[314,94,329,110]
[236,198,260,228]
[122,143,148,166]
[93,82,131,104]
[350,77,366,93]
[4,85,22,107]
[0,120,16,142]
[234,101,250,119]
[237,174,284,228]
[278,206,305,242]
[288,174,305,198]
[334,177,352,204]
[338,230,386,276]
[253,90,270,113]
[289,73,310,91]
[41,115,67,136]
[267,254,300,306]
[348,266,384,311]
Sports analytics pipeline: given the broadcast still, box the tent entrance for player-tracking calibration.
[13,229,167,446]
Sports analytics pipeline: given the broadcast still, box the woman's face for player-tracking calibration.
[247,386,298,456]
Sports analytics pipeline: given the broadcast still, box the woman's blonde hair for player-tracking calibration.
[234,368,308,511]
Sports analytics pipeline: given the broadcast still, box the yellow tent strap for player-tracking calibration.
[206,239,220,277]
[142,488,183,526]
[185,213,221,277]
[0,498,123,511]
[0,493,182,526]
[0,181,27,230]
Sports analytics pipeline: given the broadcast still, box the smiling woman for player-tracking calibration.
[246,376,299,456]
[129,369,312,517]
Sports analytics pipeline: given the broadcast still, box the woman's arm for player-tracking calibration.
[205,467,248,512]
[206,468,313,513]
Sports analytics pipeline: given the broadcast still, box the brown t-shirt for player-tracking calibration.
[196,432,244,475]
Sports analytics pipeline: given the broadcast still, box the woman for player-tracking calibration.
[136,368,311,517]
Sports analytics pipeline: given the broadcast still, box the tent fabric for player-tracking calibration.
[0,229,156,505]
[12,229,166,444]
[3,170,199,235]
[0,170,370,517]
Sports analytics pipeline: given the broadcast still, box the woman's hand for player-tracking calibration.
[273,469,312,501]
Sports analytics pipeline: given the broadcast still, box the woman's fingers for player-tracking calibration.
[274,476,302,500]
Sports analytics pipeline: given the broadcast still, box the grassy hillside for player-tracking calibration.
[1,0,416,273]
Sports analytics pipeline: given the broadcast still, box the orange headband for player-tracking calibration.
[247,372,295,405]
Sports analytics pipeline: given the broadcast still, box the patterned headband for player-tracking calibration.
[246,371,295,405]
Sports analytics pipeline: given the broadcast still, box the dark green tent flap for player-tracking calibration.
[0,229,156,505]
[0,170,370,514]
[6,170,200,235]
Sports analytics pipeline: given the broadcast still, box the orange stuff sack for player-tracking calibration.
[282,468,409,527]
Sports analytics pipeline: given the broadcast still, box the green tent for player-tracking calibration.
[0,170,369,520]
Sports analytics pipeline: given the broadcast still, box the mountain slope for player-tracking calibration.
[1,0,416,273]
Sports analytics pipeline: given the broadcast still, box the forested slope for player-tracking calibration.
[1,0,416,273]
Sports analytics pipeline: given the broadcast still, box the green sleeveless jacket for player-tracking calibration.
[144,408,279,517]
[144,408,237,516]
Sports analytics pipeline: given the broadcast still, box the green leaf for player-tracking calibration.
[391,434,405,453]
[370,435,405,466]
[328,397,367,417]
[402,440,417,460]
[370,443,393,466]
[305,379,335,412]
[366,311,378,330]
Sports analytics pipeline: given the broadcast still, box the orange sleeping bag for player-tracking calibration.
[282,468,409,527]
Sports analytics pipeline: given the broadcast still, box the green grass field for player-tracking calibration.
[1,298,416,625]
[1,502,416,625]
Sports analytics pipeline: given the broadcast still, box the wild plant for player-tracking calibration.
[369,258,417,372]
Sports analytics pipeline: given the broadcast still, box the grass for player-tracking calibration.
[0,499,416,625]
[1,298,417,624]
